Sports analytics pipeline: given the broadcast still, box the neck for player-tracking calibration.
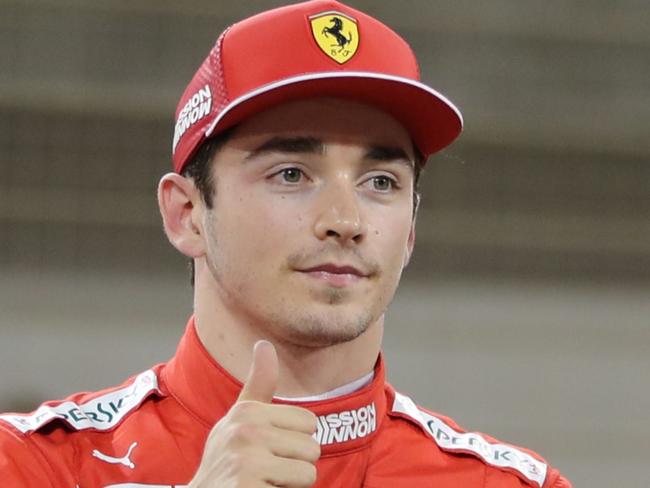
[193,270,383,398]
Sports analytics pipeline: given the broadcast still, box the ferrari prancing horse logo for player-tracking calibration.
[310,11,359,64]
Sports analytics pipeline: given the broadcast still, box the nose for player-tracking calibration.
[313,182,366,245]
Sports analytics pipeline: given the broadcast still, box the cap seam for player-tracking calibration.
[213,26,232,111]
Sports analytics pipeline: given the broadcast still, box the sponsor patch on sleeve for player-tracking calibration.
[391,392,547,487]
[0,370,160,434]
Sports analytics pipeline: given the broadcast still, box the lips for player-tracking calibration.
[301,264,367,277]
[298,263,369,287]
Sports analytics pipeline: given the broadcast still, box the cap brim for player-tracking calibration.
[205,71,463,158]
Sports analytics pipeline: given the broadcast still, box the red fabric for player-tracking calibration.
[0,317,571,487]
[171,0,462,173]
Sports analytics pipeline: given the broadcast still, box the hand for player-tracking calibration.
[189,340,320,487]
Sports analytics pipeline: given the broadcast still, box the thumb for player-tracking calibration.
[237,340,279,403]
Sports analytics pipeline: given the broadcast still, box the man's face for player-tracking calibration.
[201,98,416,348]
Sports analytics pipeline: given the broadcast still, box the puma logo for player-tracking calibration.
[92,441,138,469]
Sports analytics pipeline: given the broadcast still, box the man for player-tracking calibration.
[0,1,571,487]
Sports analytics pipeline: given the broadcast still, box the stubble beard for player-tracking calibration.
[203,238,379,348]
[278,249,384,347]
[267,302,376,348]
[203,213,386,347]
[210,258,377,347]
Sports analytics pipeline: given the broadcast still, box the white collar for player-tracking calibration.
[274,371,375,402]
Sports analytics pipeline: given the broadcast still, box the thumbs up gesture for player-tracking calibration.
[189,341,321,487]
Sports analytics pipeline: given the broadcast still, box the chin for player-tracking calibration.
[276,308,375,348]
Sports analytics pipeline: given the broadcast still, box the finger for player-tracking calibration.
[263,457,317,488]
[229,403,317,434]
[266,404,318,435]
[266,427,321,463]
[238,340,279,403]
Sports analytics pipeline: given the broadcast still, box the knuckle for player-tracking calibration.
[298,435,321,462]
[305,410,319,432]
[232,400,257,418]
[309,440,321,461]
[229,422,258,445]
[303,462,318,485]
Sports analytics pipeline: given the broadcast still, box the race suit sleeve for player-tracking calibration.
[0,425,55,487]
[544,468,573,488]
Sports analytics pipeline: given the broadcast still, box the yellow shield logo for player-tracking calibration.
[310,11,359,64]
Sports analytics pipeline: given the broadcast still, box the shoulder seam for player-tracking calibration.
[390,391,548,488]
[0,370,161,435]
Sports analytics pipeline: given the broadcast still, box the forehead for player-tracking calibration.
[225,97,415,156]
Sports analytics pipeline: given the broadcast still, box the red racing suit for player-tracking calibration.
[0,317,571,487]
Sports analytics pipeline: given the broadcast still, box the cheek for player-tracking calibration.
[370,211,413,261]
[213,187,308,264]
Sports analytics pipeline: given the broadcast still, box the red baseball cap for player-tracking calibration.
[172,0,463,173]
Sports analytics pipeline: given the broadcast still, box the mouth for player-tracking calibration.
[297,263,369,288]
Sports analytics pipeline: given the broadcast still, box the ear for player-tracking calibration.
[403,221,416,268]
[157,173,207,258]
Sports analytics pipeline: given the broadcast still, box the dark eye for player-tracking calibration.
[372,175,394,192]
[280,168,303,183]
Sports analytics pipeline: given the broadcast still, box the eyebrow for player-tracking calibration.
[245,136,414,169]
[363,145,414,170]
[245,136,324,160]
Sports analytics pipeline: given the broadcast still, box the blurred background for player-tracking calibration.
[1,0,649,486]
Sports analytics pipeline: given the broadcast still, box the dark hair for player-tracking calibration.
[181,127,236,209]
[181,127,235,285]
[181,129,425,285]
